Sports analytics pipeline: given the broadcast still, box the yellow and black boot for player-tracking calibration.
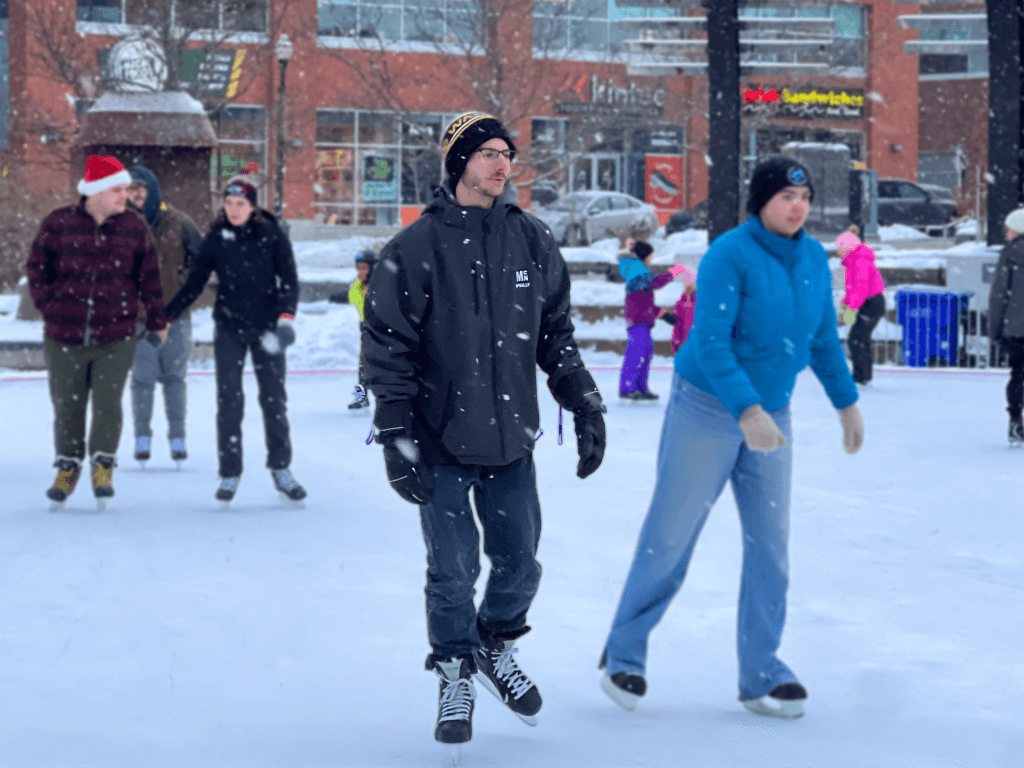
[46,457,82,511]
[90,454,116,510]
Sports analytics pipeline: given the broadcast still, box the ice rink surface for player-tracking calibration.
[0,365,1021,767]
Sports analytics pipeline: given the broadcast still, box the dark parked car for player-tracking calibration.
[664,200,708,236]
[877,179,958,231]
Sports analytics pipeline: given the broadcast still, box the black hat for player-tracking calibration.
[746,156,814,217]
[441,112,516,189]
[224,175,259,207]
[632,240,654,260]
[354,249,377,265]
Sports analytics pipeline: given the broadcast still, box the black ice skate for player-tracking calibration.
[430,656,476,766]
[216,477,240,508]
[134,436,151,467]
[271,468,307,505]
[348,385,370,410]
[598,649,646,711]
[636,390,659,401]
[1009,417,1023,447]
[170,438,188,467]
[474,639,541,726]
[46,457,82,511]
[740,681,807,719]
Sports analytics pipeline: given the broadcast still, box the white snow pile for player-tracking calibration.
[879,223,929,241]
[650,229,708,266]
[291,237,384,270]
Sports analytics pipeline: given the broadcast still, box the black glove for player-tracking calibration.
[551,369,607,479]
[373,400,434,504]
[659,311,678,326]
[144,331,163,347]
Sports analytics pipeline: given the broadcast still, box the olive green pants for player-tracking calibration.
[44,335,138,462]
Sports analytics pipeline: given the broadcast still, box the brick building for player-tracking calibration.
[1,1,925,228]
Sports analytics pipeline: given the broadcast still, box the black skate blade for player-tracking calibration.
[474,672,538,727]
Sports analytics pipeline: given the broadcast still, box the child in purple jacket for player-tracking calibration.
[618,241,688,400]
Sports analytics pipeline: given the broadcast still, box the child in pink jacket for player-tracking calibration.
[837,229,886,385]
[669,265,696,353]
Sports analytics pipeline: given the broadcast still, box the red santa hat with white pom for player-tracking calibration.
[78,155,133,196]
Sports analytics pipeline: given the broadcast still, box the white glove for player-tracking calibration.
[738,404,788,452]
[839,404,864,454]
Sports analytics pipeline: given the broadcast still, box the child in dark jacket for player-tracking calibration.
[618,241,688,400]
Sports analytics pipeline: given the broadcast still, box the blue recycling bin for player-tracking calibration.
[894,290,973,367]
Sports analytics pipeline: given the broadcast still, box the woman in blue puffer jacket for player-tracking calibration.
[599,156,865,720]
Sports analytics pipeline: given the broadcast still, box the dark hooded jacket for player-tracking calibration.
[989,234,1024,341]
[164,208,299,343]
[128,165,203,317]
[362,184,589,467]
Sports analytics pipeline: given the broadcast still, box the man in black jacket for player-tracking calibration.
[990,208,1024,444]
[363,113,606,748]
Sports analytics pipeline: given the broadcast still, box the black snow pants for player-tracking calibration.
[1001,337,1024,420]
[848,293,886,384]
[419,454,542,661]
[214,326,291,478]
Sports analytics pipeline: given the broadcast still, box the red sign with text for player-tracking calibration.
[645,155,684,218]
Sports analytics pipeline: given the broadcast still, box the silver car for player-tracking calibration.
[534,191,660,246]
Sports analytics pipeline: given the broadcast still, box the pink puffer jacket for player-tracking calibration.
[841,244,886,309]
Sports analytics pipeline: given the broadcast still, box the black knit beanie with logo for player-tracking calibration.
[441,112,516,190]
[746,155,814,216]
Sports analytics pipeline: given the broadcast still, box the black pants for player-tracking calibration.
[214,327,291,478]
[419,455,542,659]
[1002,337,1024,419]
[848,293,886,384]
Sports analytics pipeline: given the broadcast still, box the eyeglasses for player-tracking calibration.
[474,148,516,163]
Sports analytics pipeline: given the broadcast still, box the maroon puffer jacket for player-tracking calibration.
[27,201,167,345]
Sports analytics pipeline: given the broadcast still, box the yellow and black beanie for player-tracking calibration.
[441,112,516,189]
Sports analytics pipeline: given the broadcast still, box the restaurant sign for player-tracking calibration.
[743,86,864,121]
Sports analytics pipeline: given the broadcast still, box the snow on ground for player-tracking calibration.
[0,366,1021,767]
[291,237,386,270]
[879,223,930,241]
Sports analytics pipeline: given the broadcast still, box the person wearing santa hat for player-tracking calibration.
[27,155,169,510]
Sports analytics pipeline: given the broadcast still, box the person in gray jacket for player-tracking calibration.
[988,208,1024,445]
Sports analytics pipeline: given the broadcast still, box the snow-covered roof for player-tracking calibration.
[88,91,207,115]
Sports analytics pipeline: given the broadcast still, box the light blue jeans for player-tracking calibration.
[131,315,193,440]
[604,374,796,700]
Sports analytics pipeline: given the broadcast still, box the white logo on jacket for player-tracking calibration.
[515,269,530,288]
[221,229,236,241]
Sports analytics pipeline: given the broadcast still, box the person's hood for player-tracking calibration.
[619,256,650,283]
[424,177,514,229]
[841,243,876,267]
[128,165,163,227]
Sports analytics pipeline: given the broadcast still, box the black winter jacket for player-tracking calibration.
[164,210,299,342]
[363,188,589,466]
[989,235,1024,341]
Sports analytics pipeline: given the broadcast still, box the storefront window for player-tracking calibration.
[315,109,448,225]
[0,0,8,150]
[318,0,476,46]
[78,0,267,31]
[211,105,266,199]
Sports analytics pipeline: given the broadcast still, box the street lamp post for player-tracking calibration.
[274,33,293,223]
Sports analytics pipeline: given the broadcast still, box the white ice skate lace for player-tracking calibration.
[438,678,476,723]
[490,646,534,700]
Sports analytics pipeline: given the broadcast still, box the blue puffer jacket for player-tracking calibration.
[675,215,857,418]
